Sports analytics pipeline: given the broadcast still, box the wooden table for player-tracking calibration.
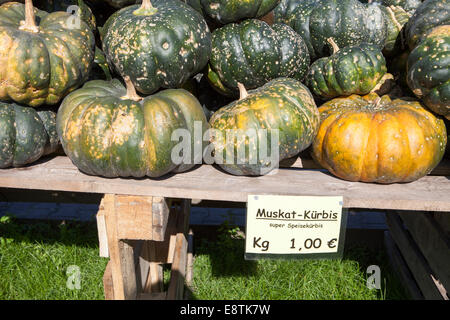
[0,155,449,300]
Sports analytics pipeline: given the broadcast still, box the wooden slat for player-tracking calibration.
[383,231,423,300]
[385,213,444,300]
[141,241,164,293]
[138,292,167,300]
[0,156,449,211]
[103,261,114,300]
[96,199,109,258]
[397,212,450,294]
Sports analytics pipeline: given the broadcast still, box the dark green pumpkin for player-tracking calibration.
[56,78,209,178]
[0,101,59,168]
[89,46,113,81]
[183,0,280,25]
[407,25,450,120]
[359,0,421,14]
[381,5,411,56]
[0,0,95,107]
[306,40,388,100]
[209,78,320,176]
[273,0,387,60]
[208,19,310,97]
[102,0,212,95]
[405,0,450,50]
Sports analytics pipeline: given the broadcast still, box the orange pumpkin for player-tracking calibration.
[312,93,447,184]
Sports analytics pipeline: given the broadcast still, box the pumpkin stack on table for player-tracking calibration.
[0,0,448,181]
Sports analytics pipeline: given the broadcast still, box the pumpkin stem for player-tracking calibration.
[122,76,143,101]
[327,38,340,55]
[134,0,158,16]
[237,83,248,100]
[386,6,404,31]
[19,0,39,33]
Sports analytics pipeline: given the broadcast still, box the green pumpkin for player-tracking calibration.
[359,0,421,14]
[407,25,450,120]
[0,101,59,168]
[0,0,95,107]
[35,0,96,31]
[273,0,387,60]
[381,5,411,56]
[209,78,320,176]
[56,78,209,178]
[183,0,280,25]
[102,0,212,95]
[207,19,310,97]
[89,46,112,81]
[306,40,388,100]
[405,0,450,50]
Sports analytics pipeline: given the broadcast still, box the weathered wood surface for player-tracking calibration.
[386,213,446,300]
[0,156,449,211]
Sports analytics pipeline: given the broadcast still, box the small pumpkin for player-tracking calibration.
[209,78,320,176]
[405,0,450,50]
[208,19,310,96]
[183,0,280,25]
[56,78,209,178]
[0,101,59,168]
[102,0,212,95]
[273,0,388,60]
[305,39,388,100]
[0,0,95,107]
[381,5,411,56]
[407,25,450,120]
[312,93,447,183]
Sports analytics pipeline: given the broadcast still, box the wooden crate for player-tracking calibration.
[385,211,450,300]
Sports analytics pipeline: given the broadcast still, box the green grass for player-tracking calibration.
[190,224,409,300]
[0,215,409,300]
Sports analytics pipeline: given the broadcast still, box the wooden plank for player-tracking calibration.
[115,195,154,240]
[151,197,170,241]
[96,199,109,258]
[138,292,167,300]
[142,241,164,293]
[0,156,449,211]
[385,213,444,300]
[103,261,115,300]
[103,194,138,300]
[383,231,423,300]
[398,212,450,294]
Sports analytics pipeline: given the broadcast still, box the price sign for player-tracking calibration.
[245,195,347,260]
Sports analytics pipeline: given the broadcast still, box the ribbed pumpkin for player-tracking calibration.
[273,0,387,60]
[183,0,280,25]
[208,19,310,97]
[312,93,447,184]
[407,25,450,120]
[0,101,59,168]
[56,78,209,178]
[0,0,95,107]
[381,5,411,56]
[405,0,450,50]
[305,39,388,100]
[102,0,211,95]
[360,0,421,14]
[209,78,320,176]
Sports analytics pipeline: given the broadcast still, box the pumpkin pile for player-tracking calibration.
[0,0,447,184]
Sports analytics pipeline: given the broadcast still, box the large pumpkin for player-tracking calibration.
[102,0,211,95]
[56,78,209,178]
[305,39,388,100]
[312,93,447,183]
[208,19,310,97]
[209,78,320,176]
[0,101,59,168]
[273,0,387,60]
[183,0,280,25]
[405,0,450,50]
[407,25,450,120]
[0,0,95,107]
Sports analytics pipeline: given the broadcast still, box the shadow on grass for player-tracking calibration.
[0,214,99,249]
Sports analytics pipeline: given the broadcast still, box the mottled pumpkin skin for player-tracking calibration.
[274,0,387,60]
[0,2,95,107]
[405,0,450,50]
[208,19,310,97]
[56,79,209,178]
[306,43,387,100]
[407,26,450,120]
[360,0,421,14]
[381,5,411,56]
[209,78,320,176]
[312,93,447,184]
[102,0,211,95]
[0,101,59,168]
[184,0,280,25]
